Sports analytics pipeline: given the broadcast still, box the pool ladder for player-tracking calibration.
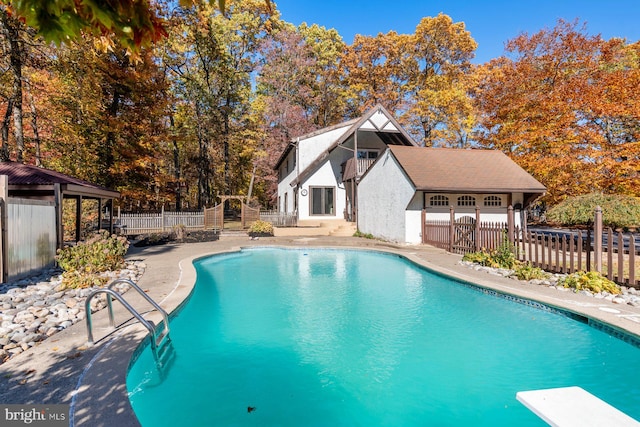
[85,279,175,368]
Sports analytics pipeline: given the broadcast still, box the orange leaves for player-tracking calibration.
[474,20,640,203]
[340,14,477,147]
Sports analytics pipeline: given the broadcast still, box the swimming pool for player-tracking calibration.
[127,248,640,426]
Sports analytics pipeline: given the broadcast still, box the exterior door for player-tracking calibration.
[310,187,335,216]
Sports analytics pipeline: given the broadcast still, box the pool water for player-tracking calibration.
[127,248,640,426]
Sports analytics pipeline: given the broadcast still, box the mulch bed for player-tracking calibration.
[132,230,221,247]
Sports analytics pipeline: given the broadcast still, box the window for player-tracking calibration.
[311,187,335,215]
[457,195,476,206]
[429,195,449,206]
[357,150,379,159]
[484,196,502,207]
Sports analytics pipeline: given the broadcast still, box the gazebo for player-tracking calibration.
[0,162,120,249]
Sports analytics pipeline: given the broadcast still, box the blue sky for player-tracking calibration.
[273,0,640,64]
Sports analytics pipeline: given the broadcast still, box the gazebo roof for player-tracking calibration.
[0,162,120,199]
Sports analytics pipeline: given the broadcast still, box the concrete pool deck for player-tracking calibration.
[2,234,640,426]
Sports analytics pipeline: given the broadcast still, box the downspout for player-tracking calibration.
[354,130,358,228]
[295,137,300,219]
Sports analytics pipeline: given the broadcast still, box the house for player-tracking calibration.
[275,105,546,244]
[274,104,419,223]
[357,146,546,244]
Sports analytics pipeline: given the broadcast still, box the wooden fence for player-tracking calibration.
[423,205,639,288]
[117,208,206,235]
[516,226,638,288]
[259,210,298,227]
[423,206,513,255]
[116,204,277,234]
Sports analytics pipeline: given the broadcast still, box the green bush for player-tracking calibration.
[547,193,640,229]
[249,220,274,235]
[56,230,129,289]
[513,263,549,281]
[462,234,518,269]
[462,250,495,266]
[559,271,621,295]
[354,230,375,239]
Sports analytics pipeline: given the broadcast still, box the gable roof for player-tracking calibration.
[0,162,120,199]
[387,146,546,193]
[278,104,419,186]
[273,118,359,171]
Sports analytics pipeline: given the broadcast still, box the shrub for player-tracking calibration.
[559,271,621,295]
[56,230,129,289]
[354,230,375,239]
[547,193,640,229]
[462,250,494,266]
[513,263,549,281]
[462,234,518,269]
[249,220,274,235]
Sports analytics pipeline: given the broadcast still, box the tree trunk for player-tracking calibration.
[102,88,121,188]
[0,9,25,162]
[195,101,212,209]
[169,114,182,211]
[0,98,12,161]
[25,79,41,166]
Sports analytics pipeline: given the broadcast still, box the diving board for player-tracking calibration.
[516,386,640,427]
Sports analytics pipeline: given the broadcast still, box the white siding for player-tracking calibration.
[423,192,525,228]
[277,149,298,213]
[358,150,415,243]
[404,194,424,244]
[298,125,351,171]
[277,125,352,215]
[297,149,349,221]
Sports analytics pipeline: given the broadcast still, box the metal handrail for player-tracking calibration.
[106,279,170,336]
[85,278,170,347]
[85,289,156,345]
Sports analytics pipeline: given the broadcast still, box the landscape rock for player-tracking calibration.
[0,261,145,365]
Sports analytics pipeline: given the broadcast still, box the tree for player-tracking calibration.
[474,20,640,203]
[40,35,170,204]
[297,23,347,127]
[164,0,272,208]
[0,7,25,161]
[339,14,477,146]
[1,0,272,53]
[254,24,320,204]
[404,14,477,146]
[1,0,166,51]
[340,31,412,116]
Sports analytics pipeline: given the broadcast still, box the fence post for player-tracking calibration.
[507,205,514,244]
[161,205,165,232]
[0,175,6,283]
[449,206,455,253]
[475,206,481,252]
[593,206,602,273]
[586,229,592,272]
[421,208,426,244]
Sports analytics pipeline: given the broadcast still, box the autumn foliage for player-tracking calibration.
[0,3,638,210]
[474,20,640,203]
